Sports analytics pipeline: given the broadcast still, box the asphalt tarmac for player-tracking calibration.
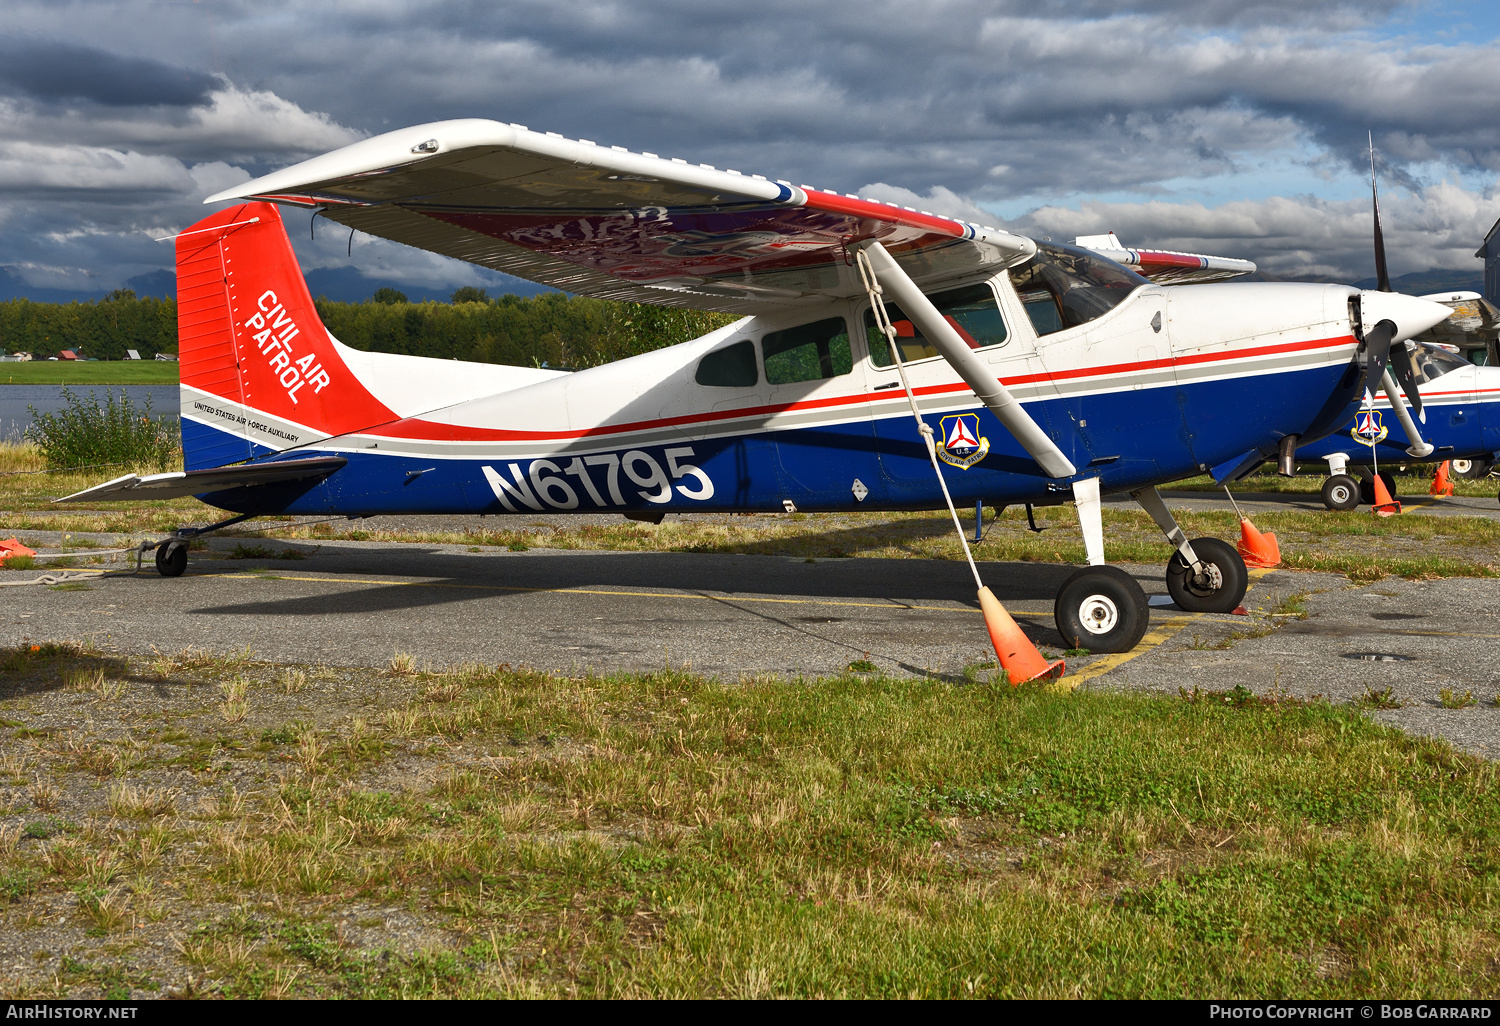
[4,524,1499,760]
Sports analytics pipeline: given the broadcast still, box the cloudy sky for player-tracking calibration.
[4,0,1500,300]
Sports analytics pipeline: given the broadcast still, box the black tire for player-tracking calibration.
[155,542,187,578]
[1165,537,1248,614]
[1451,458,1492,480]
[1054,565,1150,654]
[1358,471,1398,506]
[1321,474,1360,511]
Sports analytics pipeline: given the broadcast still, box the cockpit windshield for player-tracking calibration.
[1008,242,1150,336]
[1397,343,1470,386]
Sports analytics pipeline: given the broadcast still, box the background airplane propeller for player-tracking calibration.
[1370,133,1426,418]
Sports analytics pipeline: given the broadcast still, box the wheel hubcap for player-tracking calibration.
[1078,593,1120,635]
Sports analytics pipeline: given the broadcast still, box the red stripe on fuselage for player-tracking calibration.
[342,333,1357,445]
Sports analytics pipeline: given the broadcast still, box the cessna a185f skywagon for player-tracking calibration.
[61,119,1452,658]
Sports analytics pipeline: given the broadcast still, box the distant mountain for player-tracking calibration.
[301,266,552,304]
[0,264,551,305]
[1237,268,1485,294]
[1350,269,1484,295]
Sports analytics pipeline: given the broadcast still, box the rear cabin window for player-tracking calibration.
[695,339,758,387]
[1008,242,1149,336]
[762,317,853,384]
[864,283,1008,367]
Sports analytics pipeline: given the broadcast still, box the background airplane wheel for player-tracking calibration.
[1358,471,1397,506]
[155,543,187,578]
[1165,537,1248,613]
[1451,458,1492,480]
[1054,565,1150,654]
[1320,474,1361,511]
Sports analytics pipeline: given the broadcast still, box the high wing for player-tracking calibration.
[204,119,1036,315]
[1073,232,1256,285]
[56,456,347,504]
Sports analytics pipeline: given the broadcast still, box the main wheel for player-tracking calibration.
[1451,458,1492,480]
[1321,474,1361,511]
[1358,471,1398,506]
[1054,565,1150,654]
[155,542,187,577]
[1166,537,1248,614]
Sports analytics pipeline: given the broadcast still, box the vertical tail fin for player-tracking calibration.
[176,202,395,470]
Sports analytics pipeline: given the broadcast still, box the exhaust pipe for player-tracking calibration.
[1278,434,1299,477]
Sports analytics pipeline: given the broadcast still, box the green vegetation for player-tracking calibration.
[1,643,1498,997]
[23,387,179,472]
[0,361,178,385]
[0,288,736,373]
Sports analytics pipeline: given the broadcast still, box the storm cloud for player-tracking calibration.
[3,0,1499,297]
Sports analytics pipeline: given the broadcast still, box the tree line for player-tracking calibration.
[0,286,738,367]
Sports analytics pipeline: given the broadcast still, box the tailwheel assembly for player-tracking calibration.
[1054,565,1150,653]
[154,541,188,578]
[1320,474,1361,511]
[1165,536,1247,613]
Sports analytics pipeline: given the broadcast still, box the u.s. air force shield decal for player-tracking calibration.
[1351,409,1388,446]
[937,413,990,469]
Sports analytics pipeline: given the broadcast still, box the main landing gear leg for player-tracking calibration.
[1053,477,1150,654]
[1131,485,1248,613]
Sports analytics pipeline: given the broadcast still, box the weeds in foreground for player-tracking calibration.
[1357,686,1405,710]
[1440,688,1478,709]
[5,656,1500,998]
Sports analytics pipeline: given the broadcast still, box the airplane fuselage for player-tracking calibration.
[186,275,1368,517]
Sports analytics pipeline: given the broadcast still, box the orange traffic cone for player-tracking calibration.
[0,538,36,562]
[1430,460,1455,497]
[1371,474,1401,517]
[977,586,1064,685]
[1236,519,1281,569]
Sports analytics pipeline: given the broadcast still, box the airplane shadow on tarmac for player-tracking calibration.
[183,547,1107,624]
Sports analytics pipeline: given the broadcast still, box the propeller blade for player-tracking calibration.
[1388,339,1424,419]
[1363,318,1396,394]
[1370,132,1392,293]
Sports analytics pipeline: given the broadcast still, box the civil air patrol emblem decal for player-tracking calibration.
[1351,409,1388,447]
[937,413,990,469]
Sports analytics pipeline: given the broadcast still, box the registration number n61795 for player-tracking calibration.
[481,446,714,511]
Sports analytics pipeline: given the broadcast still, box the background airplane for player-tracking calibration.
[58,119,1449,662]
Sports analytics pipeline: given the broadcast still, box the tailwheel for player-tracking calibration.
[1320,474,1361,511]
[155,542,187,578]
[1165,537,1247,613]
[1054,565,1150,654]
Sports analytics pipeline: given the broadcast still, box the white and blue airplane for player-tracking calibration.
[60,120,1450,657]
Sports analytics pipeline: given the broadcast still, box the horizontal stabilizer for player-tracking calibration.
[55,456,347,504]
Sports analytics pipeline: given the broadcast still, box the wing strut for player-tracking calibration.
[1380,369,1434,457]
[854,240,1077,478]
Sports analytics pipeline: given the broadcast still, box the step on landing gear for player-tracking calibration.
[1133,485,1249,614]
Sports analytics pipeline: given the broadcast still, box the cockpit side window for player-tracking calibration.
[695,339,758,387]
[762,317,853,384]
[864,283,1009,367]
[1008,242,1149,335]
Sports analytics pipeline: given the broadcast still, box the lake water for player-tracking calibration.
[0,385,180,442]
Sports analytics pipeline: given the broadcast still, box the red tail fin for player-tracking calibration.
[177,202,395,468]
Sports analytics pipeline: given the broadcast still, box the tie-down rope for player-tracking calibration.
[854,247,984,590]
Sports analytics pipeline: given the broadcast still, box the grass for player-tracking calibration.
[0,361,178,385]
[1,644,1500,997]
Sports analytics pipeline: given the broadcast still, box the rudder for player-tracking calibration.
[176,202,396,470]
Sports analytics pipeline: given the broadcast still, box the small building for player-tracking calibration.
[125,349,141,360]
[58,349,78,360]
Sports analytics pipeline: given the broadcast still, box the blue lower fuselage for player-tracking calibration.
[189,356,1367,517]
